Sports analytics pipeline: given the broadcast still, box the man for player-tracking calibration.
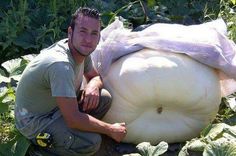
[14,7,127,156]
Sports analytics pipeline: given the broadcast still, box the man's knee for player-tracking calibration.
[100,89,112,109]
[88,89,112,119]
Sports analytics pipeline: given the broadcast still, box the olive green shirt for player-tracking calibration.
[14,39,93,138]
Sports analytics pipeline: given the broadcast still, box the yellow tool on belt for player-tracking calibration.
[36,132,53,148]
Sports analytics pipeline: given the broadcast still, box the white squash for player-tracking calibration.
[102,48,221,144]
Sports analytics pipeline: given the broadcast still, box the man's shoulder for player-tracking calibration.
[41,38,69,52]
[39,39,71,64]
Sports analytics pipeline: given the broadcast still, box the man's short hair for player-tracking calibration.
[70,7,100,30]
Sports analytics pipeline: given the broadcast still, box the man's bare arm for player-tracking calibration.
[56,96,127,142]
[82,68,103,112]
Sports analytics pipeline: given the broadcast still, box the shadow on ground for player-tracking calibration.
[94,135,203,156]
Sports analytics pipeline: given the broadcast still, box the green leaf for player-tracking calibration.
[203,142,236,156]
[205,124,225,140]
[0,139,15,156]
[227,97,236,112]
[231,0,236,5]
[13,31,37,49]
[0,101,9,113]
[178,139,206,156]
[12,135,31,156]
[152,141,168,156]
[136,141,168,156]
[2,58,28,77]
[223,113,236,125]
[0,68,7,76]
[0,133,31,156]
[101,12,116,27]
[2,87,15,104]
[22,54,36,62]
[147,0,156,8]
[0,75,10,83]
[0,87,9,113]
[201,124,213,137]
[187,139,206,151]
[136,142,151,156]
[178,141,190,156]
[179,123,236,155]
[1,54,34,82]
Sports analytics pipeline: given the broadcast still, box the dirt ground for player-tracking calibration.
[94,135,138,156]
[94,136,202,156]
[27,135,202,156]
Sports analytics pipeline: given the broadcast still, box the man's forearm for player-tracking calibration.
[57,97,126,142]
[86,75,103,89]
[73,111,111,135]
[57,97,110,134]
[72,111,126,142]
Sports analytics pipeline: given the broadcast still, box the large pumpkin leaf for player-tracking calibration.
[12,135,31,156]
[0,75,10,83]
[203,142,236,156]
[0,132,31,156]
[136,141,168,156]
[227,97,236,112]
[2,87,15,104]
[1,55,35,85]
[185,139,206,151]
[13,30,37,50]
[1,54,36,84]
[179,123,236,156]
[2,58,28,77]
[21,54,36,62]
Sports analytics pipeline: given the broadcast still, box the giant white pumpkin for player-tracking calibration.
[102,48,221,144]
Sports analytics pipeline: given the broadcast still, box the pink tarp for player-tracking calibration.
[92,18,236,96]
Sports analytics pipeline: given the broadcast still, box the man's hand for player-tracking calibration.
[108,123,127,142]
[82,67,103,113]
[81,85,100,112]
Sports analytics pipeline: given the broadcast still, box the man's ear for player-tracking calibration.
[68,26,72,39]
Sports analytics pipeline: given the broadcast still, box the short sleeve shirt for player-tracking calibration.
[14,39,93,138]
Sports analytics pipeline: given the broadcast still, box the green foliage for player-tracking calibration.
[214,95,236,126]
[154,0,220,24]
[0,85,17,147]
[136,141,168,156]
[219,0,236,42]
[0,0,82,64]
[0,86,15,114]
[2,0,235,65]
[203,142,236,156]
[0,56,33,154]
[0,129,31,156]
[179,123,236,156]
[124,141,169,156]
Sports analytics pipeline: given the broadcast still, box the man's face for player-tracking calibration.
[70,15,100,56]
